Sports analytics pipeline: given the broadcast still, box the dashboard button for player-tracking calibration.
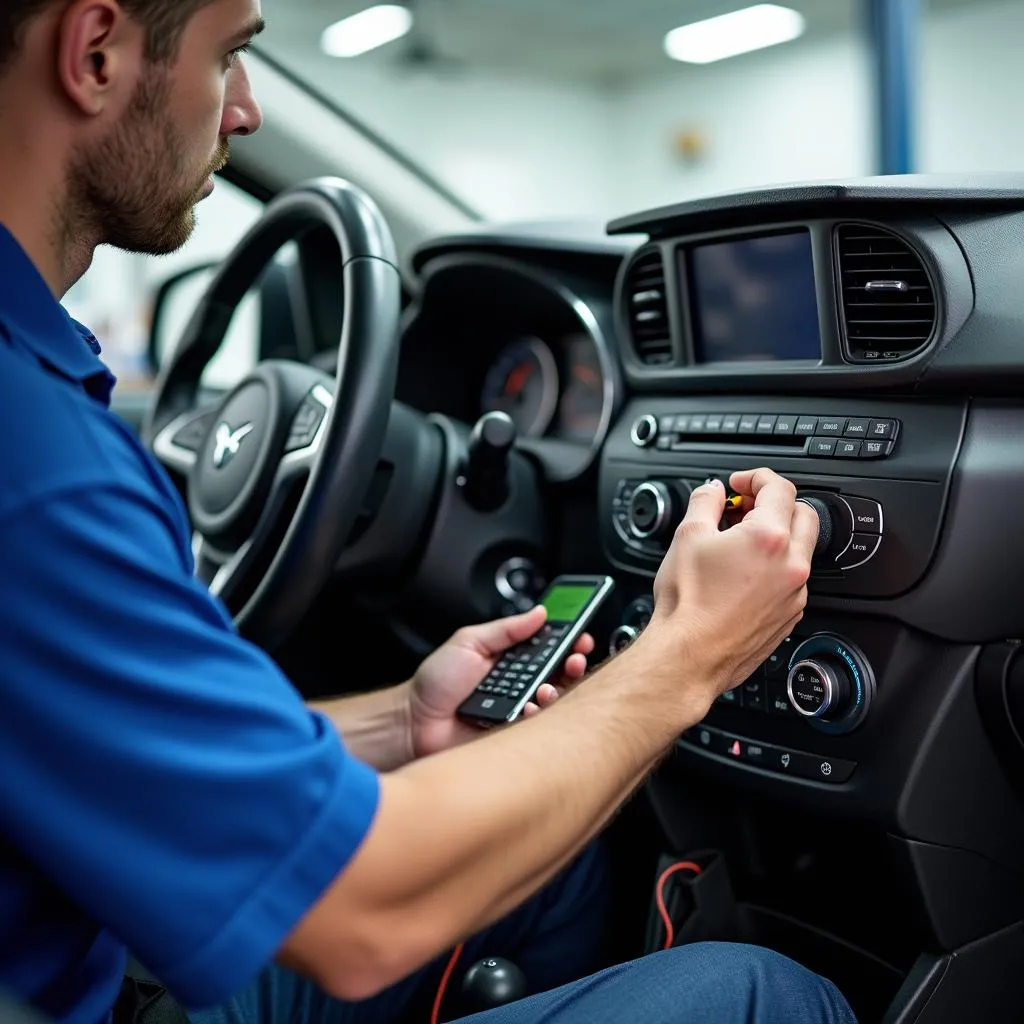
[843,497,882,534]
[721,414,741,433]
[673,415,692,433]
[658,415,675,435]
[717,686,742,707]
[844,418,870,438]
[817,418,846,436]
[794,416,818,436]
[835,440,862,458]
[767,678,795,715]
[689,415,707,433]
[774,415,798,435]
[756,415,777,434]
[809,437,837,457]
[789,751,857,784]
[630,415,658,448]
[837,533,882,569]
[655,435,672,450]
[764,637,795,678]
[704,414,724,432]
[868,419,896,440]
[860,439,894,459]
[742,675,767,712]
[738,414,759,434]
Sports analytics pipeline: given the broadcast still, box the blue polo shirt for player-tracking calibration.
[0,225,380,1021]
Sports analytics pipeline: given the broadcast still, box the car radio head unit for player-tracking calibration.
[683,229,822,365]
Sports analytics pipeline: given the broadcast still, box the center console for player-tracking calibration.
[591,180,1024,1020]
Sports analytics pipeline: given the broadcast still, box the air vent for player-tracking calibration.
[624,250,673,365]
[836,225,936,362]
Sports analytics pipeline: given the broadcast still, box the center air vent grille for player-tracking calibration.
[836,224,937,362]
[624,250,673,366]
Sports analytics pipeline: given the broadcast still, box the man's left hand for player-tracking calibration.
[408,605,595,760]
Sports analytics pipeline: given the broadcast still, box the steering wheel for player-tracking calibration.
[143,177,402,650]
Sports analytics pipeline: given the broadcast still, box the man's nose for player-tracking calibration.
[223,61,263,137]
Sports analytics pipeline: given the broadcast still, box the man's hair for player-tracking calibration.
[0,0,214,73]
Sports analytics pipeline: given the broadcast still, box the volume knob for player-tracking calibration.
[627,481,675,540]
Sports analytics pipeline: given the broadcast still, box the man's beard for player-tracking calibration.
[66,68,228,257]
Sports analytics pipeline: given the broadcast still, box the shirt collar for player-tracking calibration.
[0,224,116,405]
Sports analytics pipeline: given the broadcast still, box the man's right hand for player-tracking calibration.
[646,468,819,715]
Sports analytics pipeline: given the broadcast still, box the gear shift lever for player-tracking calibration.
[462,412,516,511]
[460,957,528,1014]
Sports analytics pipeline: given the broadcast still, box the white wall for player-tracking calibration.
[920,0,1024,173]
[605,33,874,221]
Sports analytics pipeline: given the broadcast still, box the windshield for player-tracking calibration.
[257,0,1012,225]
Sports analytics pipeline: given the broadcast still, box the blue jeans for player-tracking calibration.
[190,843,855,1024]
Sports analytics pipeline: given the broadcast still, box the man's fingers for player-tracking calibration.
[730,468,797,529]
[572,633,595,657]
[523,684,559,718]
[560,653,589,680]
[680,478,727,534]
[790,500,821,566]
[459,605,546,655]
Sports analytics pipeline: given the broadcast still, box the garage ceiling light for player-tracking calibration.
[664,4,805,64]
[321,5,413,58]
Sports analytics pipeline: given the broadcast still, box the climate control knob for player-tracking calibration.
[787,659,851,719]
[785,634,875,733]
[626,481,677,540]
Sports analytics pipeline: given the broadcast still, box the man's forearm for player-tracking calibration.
[309,684,413,772]
[285,631,712,1000]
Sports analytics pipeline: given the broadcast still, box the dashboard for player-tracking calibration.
[403,176,1024,1020]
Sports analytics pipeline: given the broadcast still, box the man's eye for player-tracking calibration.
[227,44,250,67]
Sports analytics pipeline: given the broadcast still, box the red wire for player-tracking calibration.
[655,861,703,951]
[430,942,465,1024]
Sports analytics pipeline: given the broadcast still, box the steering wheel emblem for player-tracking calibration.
[213,421,255,469]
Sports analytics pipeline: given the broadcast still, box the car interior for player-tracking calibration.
[14,2,1024,1022]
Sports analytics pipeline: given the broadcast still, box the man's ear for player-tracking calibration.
[56,0,142,116]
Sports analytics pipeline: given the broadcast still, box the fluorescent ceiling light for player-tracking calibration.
[321,5,413,58]
[664,4,805,64]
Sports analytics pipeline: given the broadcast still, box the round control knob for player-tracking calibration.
[609,624,639,656]
[796,497,835,556]
[785,634,876,733]
[630,414,658,448]
[627,481,674,539]
[787,659,851,719]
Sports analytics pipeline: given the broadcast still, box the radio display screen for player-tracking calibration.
[686,230,822,364]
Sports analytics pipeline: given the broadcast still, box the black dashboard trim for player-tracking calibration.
[607,174,1024,239]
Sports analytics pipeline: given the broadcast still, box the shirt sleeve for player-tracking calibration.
[0,483,380,1008]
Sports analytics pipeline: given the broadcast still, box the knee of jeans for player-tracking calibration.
[659,943,855,1023]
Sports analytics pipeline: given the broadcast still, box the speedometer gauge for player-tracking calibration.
[480,337,559,438]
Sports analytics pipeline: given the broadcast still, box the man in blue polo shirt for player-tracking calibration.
[0,1,855,1023]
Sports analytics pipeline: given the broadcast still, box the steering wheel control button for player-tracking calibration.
[630,414,658,448]
[785,635,876,733]
[837,533,882,569]
[284,395,328,454]
[172,411,216,453]
[679,725,858,784]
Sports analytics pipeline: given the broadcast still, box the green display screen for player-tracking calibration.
[542,584,597,624]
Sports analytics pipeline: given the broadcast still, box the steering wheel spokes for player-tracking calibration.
[144,177,401,647]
